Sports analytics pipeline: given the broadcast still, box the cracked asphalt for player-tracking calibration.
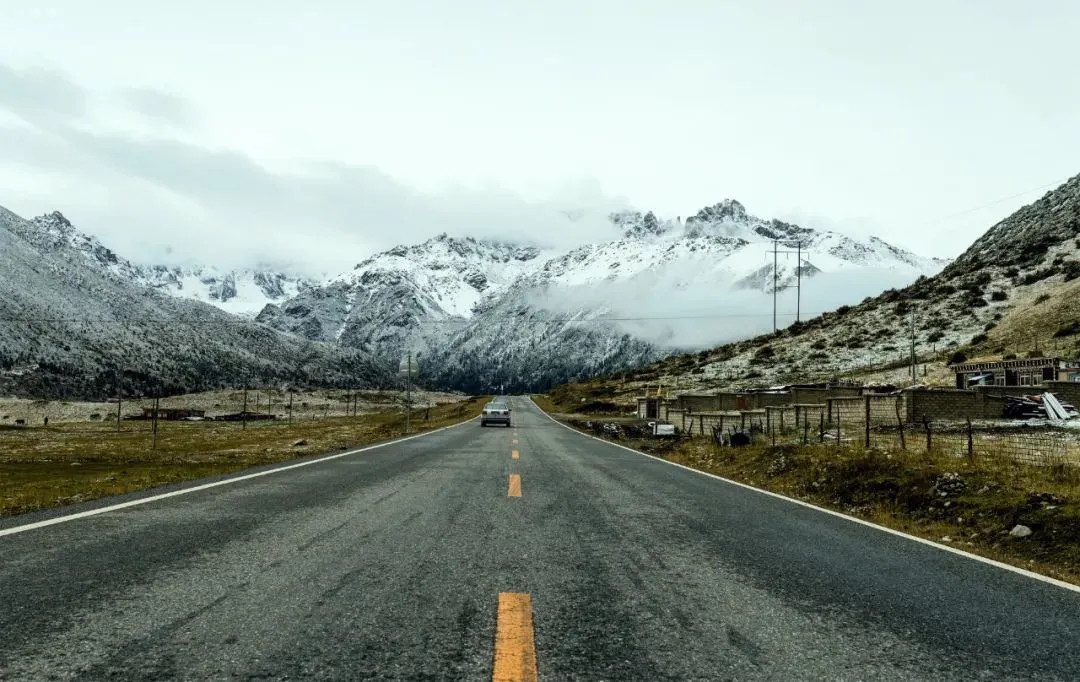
[1,397,1079,680]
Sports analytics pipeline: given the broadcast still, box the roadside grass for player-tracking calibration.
[0,396,486,518]
[536,398,1080,587]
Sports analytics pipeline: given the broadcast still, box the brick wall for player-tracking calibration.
[749,392,793,409]
[793,404,827,429]
[904,389,986,423]
[868,395,903,424]
[828,397,865,425]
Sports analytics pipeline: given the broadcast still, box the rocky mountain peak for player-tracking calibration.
[610,210,670,239]
[686,199,749,227]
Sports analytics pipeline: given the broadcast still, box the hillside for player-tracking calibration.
[557,174,1080,402]
[6,211,314,317]
[0,207,385,398]
[259,200,941,391]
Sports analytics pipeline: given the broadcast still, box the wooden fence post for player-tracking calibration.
[864,395,871,449]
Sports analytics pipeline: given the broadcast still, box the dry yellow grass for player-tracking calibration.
[0,396,486,518]
[0,387,464,426]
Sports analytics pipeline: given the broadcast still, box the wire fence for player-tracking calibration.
[702,412,1080,468]
[0,386,452,450]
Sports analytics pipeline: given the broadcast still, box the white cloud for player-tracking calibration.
[528,266,923,351]
[0,65,627,272]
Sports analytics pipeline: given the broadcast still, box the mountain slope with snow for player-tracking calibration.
[2,211,314,317]
[260,200,942,390]
[557,173,1080,399]
[0,206,383,398]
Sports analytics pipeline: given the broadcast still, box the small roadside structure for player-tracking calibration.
[950,356,1080,389]
[132,407,206,421]
[215,411,276,422]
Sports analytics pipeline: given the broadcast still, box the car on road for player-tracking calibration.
[481,401,511,427]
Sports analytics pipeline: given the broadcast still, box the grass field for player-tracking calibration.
[535,396,1080,587]
[0,396,486,518]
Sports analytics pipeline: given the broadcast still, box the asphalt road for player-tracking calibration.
[2,397,1079,680]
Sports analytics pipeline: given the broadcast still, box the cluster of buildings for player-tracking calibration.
[635,356,1080,431]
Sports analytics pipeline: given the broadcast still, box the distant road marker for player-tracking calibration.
[508,474,522,497]
[493,592,538,682]
[512,450,520,460]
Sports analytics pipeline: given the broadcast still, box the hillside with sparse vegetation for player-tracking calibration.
[552,174,1080,404]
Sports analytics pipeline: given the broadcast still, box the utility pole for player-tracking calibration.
[115,363,123,432]
[910,310,917,383]
[766,240,803,332]
[242,382,248,430]
[151,395,159,450]
[405,352,413,435]
[288,390,293,424]
[772,239,778,332]
[796,240,802,323]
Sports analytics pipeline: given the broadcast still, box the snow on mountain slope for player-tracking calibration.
[258,199,940,390]
[256,234,552,371]
[531,200,940,292]
[139,265,316,317]
[0,205,382,398]
[1,210,314,317]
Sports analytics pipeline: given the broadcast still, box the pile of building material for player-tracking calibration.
[1003,393,1078,420]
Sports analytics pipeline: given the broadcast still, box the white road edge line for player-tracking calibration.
[0,416,478,538]
[528,397,1080,595]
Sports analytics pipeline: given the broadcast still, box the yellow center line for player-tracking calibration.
[493,592,538,682]
[512,439,519,445]
[507,474,522,497]
[512,449,520,460]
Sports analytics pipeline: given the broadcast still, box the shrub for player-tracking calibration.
[970,333,989,345]
[810,339,827,350]
[1019,268,1056,285]
[948,351,968,365]
[990,290,1008,301]
[835,305,851,316]
[1063,261,1080,282]
[984,322,997,332]
[1004,266,1019,278]
[960,290,988,308]
[1053,321,1080,338]
[926,330,944,343]
[1003,353,1017,360]
[1034,293,1052,304]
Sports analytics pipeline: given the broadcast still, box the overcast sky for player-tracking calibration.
[1,0,1077,273]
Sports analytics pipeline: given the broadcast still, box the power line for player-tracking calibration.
[932,176,1074,226]
[0,311,835,325]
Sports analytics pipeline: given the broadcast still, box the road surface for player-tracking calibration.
[2,397,1079,680]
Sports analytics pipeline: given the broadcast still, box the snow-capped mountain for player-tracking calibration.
[535,200,941,292]
[4,211,315,317]
[260,200,943,391]
[136,265,317,317]
[256,234,553,368]
[0,206,382,398]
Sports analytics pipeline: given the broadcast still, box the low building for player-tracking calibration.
[137,407,206,420]
[950,356,1080,388]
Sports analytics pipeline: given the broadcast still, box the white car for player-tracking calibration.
[481,402,511,427]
